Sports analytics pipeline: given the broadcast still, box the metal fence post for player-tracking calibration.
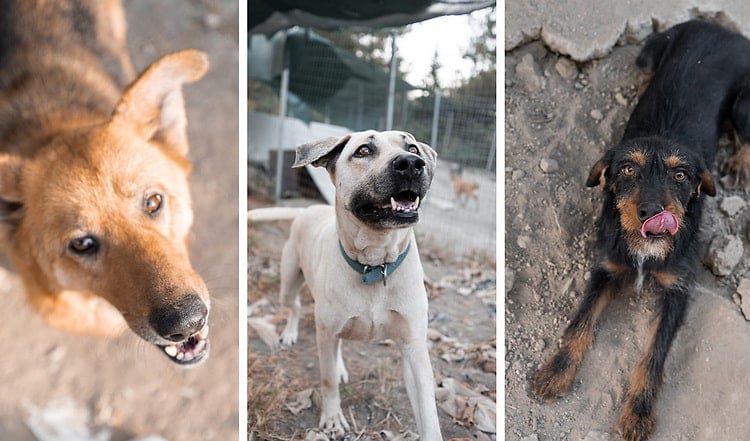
[430,87,441,149]
[385,31,397,130]
[274,52,290,203]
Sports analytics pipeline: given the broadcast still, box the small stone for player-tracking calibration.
[203,13,221,30]
[517,235,531,249]
[540,158,559,173]
[555,58,578,80]
[512,169,526,180]
[615,92,628,106]
[515,54,546,93]
[736,279,750,320]
[583,430,611,441]
[505,269,516,294]
[590,109,604,120]
[520,435,539,441]
[705,235,743,276]
[720,195,747,216]
[533,339,546,352]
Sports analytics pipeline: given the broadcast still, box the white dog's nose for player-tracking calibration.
[392,154,425,176]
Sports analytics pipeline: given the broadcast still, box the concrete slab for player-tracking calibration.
[506,0,750,60]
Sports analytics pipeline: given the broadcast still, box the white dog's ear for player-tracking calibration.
[112,49,209,157]
[417,142,437,167]
[293,134,352,169]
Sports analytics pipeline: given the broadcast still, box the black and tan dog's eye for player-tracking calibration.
[407,145,419,155]
[144,193,163,216]
[354,145,371,157]
[673,170,687,182]
[622,165,636,176]
[68,236,99,255]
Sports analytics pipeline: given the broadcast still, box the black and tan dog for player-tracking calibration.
[0,0,211,366]
[532,20,750,440]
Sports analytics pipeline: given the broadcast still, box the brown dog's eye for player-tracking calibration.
[674,170,686,182]
[407,145,419,155]
[144,193,163,216]
[354,145,371,157]
[68,236,99,256]
[622,165,636,176]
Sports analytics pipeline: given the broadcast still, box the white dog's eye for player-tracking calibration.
[407,145,419,155]
[354,145,372,157]
[144,193,163,216]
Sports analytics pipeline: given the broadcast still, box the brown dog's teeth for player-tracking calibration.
[165,345,178,357]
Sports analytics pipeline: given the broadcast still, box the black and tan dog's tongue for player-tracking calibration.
[640,211,679,237]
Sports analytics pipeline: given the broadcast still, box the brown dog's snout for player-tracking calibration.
[392,154,425,176]
[149,294,208,342]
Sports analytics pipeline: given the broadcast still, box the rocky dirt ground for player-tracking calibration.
[0,1,239,440]
[505,26,750,441]
[247,179,497,439]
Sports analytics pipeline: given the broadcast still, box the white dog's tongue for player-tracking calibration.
[640,211,679,237]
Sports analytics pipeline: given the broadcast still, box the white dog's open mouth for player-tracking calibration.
[357,190,422,220]
[157,326,210,366]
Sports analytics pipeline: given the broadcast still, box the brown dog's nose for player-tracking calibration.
[149,294,208,342]
[392,154,425,176]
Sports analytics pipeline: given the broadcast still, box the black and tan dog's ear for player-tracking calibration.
[293,134,351,169]
[0,153,24,227]
[698,170,716,197]
[586,159,609,190]
[113,49,209,157]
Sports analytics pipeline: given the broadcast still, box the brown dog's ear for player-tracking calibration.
[0,154,24,226]
[698,170,716,197]
[112,49,209,157]
[586,159,609,189]
[293,134,351,169]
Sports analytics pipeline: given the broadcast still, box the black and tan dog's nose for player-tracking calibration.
[638,202,665,222]
[149,294,208,342]
[392,154,425,176]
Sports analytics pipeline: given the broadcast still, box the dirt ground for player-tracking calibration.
[247,183,497,438]
[0,1,239,440]
[505,33,750,441]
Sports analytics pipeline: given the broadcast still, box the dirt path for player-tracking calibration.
[248,196,497,439]
[0,1,239,440]
[505,37,750,440]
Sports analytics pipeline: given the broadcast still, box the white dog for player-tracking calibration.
[249,130,443,439]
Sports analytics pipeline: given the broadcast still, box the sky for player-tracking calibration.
[396,7,494,88]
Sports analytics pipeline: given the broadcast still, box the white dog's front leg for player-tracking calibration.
[401,342,442,440]
[317,328,350,436]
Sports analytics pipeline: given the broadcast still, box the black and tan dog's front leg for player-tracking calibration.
[616,272,689,441]
[532,264,622,401]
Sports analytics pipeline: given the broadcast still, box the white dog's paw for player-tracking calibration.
[319,410,350,437]
[279,324,298,345]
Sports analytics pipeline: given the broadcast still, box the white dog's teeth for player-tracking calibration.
[195,339,207,352]
[176,352,185,361]
[415,196,420,208]
[164,345,178,357]
[390,197,397,210]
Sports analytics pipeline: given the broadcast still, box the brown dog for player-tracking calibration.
[0,0,211,366]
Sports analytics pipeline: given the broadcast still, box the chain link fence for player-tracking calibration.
[249,24,496,255]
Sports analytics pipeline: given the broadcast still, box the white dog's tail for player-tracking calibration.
[247,207,303,222]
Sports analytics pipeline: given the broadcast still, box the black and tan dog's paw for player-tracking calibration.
[722,145,750,189]
[531,352,577,402]
[616,395,656,441]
